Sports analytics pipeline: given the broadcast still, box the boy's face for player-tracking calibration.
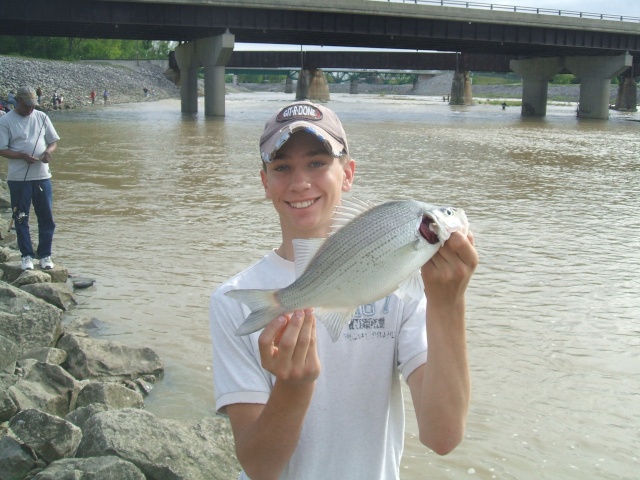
[260,130,355,240]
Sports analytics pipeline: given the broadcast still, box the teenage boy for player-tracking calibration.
[210,100,478,480]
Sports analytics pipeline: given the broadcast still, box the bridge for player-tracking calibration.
[3,0,639,118]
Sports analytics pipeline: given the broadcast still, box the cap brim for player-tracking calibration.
[260,121,346,163]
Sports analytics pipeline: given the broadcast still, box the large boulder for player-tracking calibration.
[76,382,144,410]
[9,408,83,463]
[20,282,78,311]
[0,435,37,480]
[57,333,163,382]
[76,409,240,480]
[8,360,79,417]
[0,282,63,355]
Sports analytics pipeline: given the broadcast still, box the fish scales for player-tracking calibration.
[278,202,419,308]
[226,198,469,341]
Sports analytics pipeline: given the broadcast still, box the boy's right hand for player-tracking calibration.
[258,308,321,386]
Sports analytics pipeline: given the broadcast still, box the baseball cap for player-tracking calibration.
[16,86,38,107]
[259,101,348,163]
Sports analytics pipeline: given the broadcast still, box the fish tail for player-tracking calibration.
[225,289,284,336]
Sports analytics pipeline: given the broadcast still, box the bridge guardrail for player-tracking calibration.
[379,0,640,23]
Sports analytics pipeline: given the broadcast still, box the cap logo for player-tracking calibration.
[276,104,322,123]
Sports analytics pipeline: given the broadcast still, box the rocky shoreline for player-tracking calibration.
[0,56,181,110]
[0,237,239,478]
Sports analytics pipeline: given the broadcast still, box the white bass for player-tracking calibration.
[226,198,469,342]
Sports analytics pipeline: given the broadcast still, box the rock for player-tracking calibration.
[0,246,20,263]
[31,456,146,480]
[12,269,51,287]
[0,386,18,422]
[0,435,37,480]
[65,403,109,430]
[57,333,163,382]
[0,282,63,355]
[76,382,144,410]
[9,408,82,463]
[8,359,79,417]
[19,347,68,366]
[0,334,19,372]
[76,409,240,480]
[20,282,78,311]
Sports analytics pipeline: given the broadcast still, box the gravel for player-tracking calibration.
[0,55,180,109]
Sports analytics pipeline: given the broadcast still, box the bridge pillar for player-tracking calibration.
[308,69,330,102]
[174,42,198,114]
[350,77,359,94]
[614,75,637,112]
[198,31,235,117]
[510,57,563,116]
[565,54,632,119]
[449,71,473,105]
[296,70,310,100]
[285,76,293,94]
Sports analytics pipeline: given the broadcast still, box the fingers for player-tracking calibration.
[258,309,319,384]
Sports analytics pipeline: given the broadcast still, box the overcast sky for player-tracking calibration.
[235,0,639,51]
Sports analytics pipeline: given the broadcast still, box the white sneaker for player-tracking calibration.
[21,256,34,270]
[40,256,54,269]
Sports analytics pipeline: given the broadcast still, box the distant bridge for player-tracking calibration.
[3,0,638,118]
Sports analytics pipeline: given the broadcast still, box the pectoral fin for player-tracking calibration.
[315,308,357,342]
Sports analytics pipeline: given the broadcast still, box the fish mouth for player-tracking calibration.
[419,214,440,245]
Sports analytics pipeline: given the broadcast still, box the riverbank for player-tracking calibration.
[2,55,600,111]
[0,55,180,109]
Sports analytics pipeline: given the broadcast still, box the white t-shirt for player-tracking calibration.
[210,250,428,480]
[0,109,60,181]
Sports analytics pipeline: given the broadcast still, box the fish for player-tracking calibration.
[225,198,469,342]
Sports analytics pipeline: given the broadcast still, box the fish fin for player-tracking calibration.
[292,238,325,278]
[396,269,425,303]
[315,308,357,342]
[224,289,283,336]
[331,197,376,233]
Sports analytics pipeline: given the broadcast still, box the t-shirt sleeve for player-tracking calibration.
[396,295,428,382]
[209,283,274,413]
[43,114,60,145]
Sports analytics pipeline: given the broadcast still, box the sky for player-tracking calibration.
[235,0,640,51]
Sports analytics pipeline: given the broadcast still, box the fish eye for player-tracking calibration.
[443,207,455,216]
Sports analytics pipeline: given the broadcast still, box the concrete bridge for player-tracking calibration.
[3,0,639,118]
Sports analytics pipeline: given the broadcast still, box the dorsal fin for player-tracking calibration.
[331,197,376,234]
[292,238,325,278]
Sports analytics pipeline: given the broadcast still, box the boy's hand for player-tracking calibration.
[258,308,321,386]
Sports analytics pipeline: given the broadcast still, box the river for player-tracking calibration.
[46,92,639,479]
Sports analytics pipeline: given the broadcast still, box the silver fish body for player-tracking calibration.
[226,198,468,342]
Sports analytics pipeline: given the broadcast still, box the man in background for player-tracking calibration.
[0,86,60,270]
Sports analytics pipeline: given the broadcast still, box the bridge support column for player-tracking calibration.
[285,76,293,94]
[449,71,473,105]
[174,42,198,114]
[296,70,310,100]
[198,31,235,117]
[510,57,563,116]
[350,77,359,94]
[565,54,632,119]
[614,75,637,112]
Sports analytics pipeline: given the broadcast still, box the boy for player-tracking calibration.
[210,100,478,480]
